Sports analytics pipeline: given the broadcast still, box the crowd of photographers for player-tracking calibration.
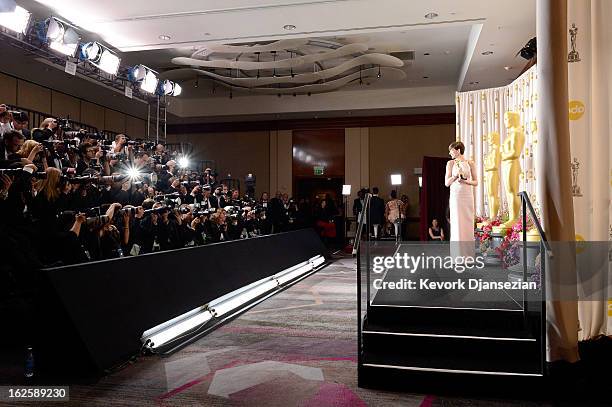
[0,105,313,283]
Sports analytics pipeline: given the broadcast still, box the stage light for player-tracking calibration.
[144,308,213,349]
[418,176,423,188]
[209,279,279,318]
[158,79,182,96]
[43,17,80,57]
[178,156,189,168]
[0,4,31,34]
[391,174,402,186]
[128,64,159,94]
[80,41,120,75]
[342,185,351,196]
[142,255,326,351]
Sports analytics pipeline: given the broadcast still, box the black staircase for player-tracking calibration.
[356,192,549,395]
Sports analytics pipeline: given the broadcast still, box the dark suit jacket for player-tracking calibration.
[353,198,363,216]
[369,195,386,225]
[0,141,21,168]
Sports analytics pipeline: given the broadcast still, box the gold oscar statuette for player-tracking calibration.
[493,112,525,233]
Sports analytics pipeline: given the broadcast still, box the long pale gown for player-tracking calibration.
[449,160,475,260]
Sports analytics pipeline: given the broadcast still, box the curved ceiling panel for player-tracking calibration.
[160,53,403,86]
[191,39,310,58]
[172,43,369,70]
[210,66,406,95]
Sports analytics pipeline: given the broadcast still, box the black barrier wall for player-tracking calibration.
[40,229,328,374]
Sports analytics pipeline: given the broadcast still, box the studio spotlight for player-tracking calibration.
[128,65,159,94]
[42,17,80,57]
[178,156,189,168]
[391,174,402,186]
[0,3,31,34]
[80,41,121,75]
[157,79,182,96]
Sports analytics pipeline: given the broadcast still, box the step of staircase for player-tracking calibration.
[359,305,545,394]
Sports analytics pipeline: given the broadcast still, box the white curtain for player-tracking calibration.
[456,67,539,218]
[567,0,612,339]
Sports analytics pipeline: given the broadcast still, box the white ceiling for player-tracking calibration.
[16,0,535,119]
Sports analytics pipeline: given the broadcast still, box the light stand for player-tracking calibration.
[391,174,402,242]
[342,184,351,249]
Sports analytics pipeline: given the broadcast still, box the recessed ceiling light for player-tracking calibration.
[425,12,439,19]
[444,50,451,55]
[159,35,171,40]
[423,52,430,56]
[482,51,494,55]
[283,24,296,30]
[469,81,479,85]
[204,32,211,36]
[423,76,429,79]
[504,66,512,70]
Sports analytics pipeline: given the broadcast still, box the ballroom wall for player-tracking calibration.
[368,124,456,216]
[0,71,146,136]
[165,131,272,198]
[167,122,455,218]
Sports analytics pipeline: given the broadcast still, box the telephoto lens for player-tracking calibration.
[85,215,110,227]
[119,206,137,216]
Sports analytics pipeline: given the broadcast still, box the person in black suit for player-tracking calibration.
[369,187,385,239]
[353,188,366,221]
[199,185,217,209]
[0,131,26,168]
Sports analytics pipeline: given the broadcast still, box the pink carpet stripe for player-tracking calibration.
[419,395,436,407]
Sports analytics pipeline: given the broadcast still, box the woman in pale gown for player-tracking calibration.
[445,141,478,262]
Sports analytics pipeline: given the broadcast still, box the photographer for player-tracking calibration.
[0,111,30,139]
[208,208,228,243]
[30,167,89,265]
[212,185,226,208]
[201,167,216,187]
[32,118,59,143]
[156,160,177,192]
[76,142,107,176]
[13,140,47,171]
[1,131,28,168]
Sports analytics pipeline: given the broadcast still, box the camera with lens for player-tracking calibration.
[193,208,213,217]
[59,210,110,228]
[118,206,137,216]
[55,117,72,132]
[154,192,182,207]
[0,168,47,180]
[143,205,170,215]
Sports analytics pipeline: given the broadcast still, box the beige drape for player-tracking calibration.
[536,0,579,363]
[567,0,611,341]
[456,68,538,219]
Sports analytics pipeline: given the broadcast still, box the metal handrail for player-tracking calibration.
[352,193,371,256]
[518,191,547,376]
[519,191,552,255]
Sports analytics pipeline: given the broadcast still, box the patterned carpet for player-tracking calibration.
[2,257,591,406]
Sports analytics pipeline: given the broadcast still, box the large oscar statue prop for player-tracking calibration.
[493,112,525,233]
[484,132,501,221]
